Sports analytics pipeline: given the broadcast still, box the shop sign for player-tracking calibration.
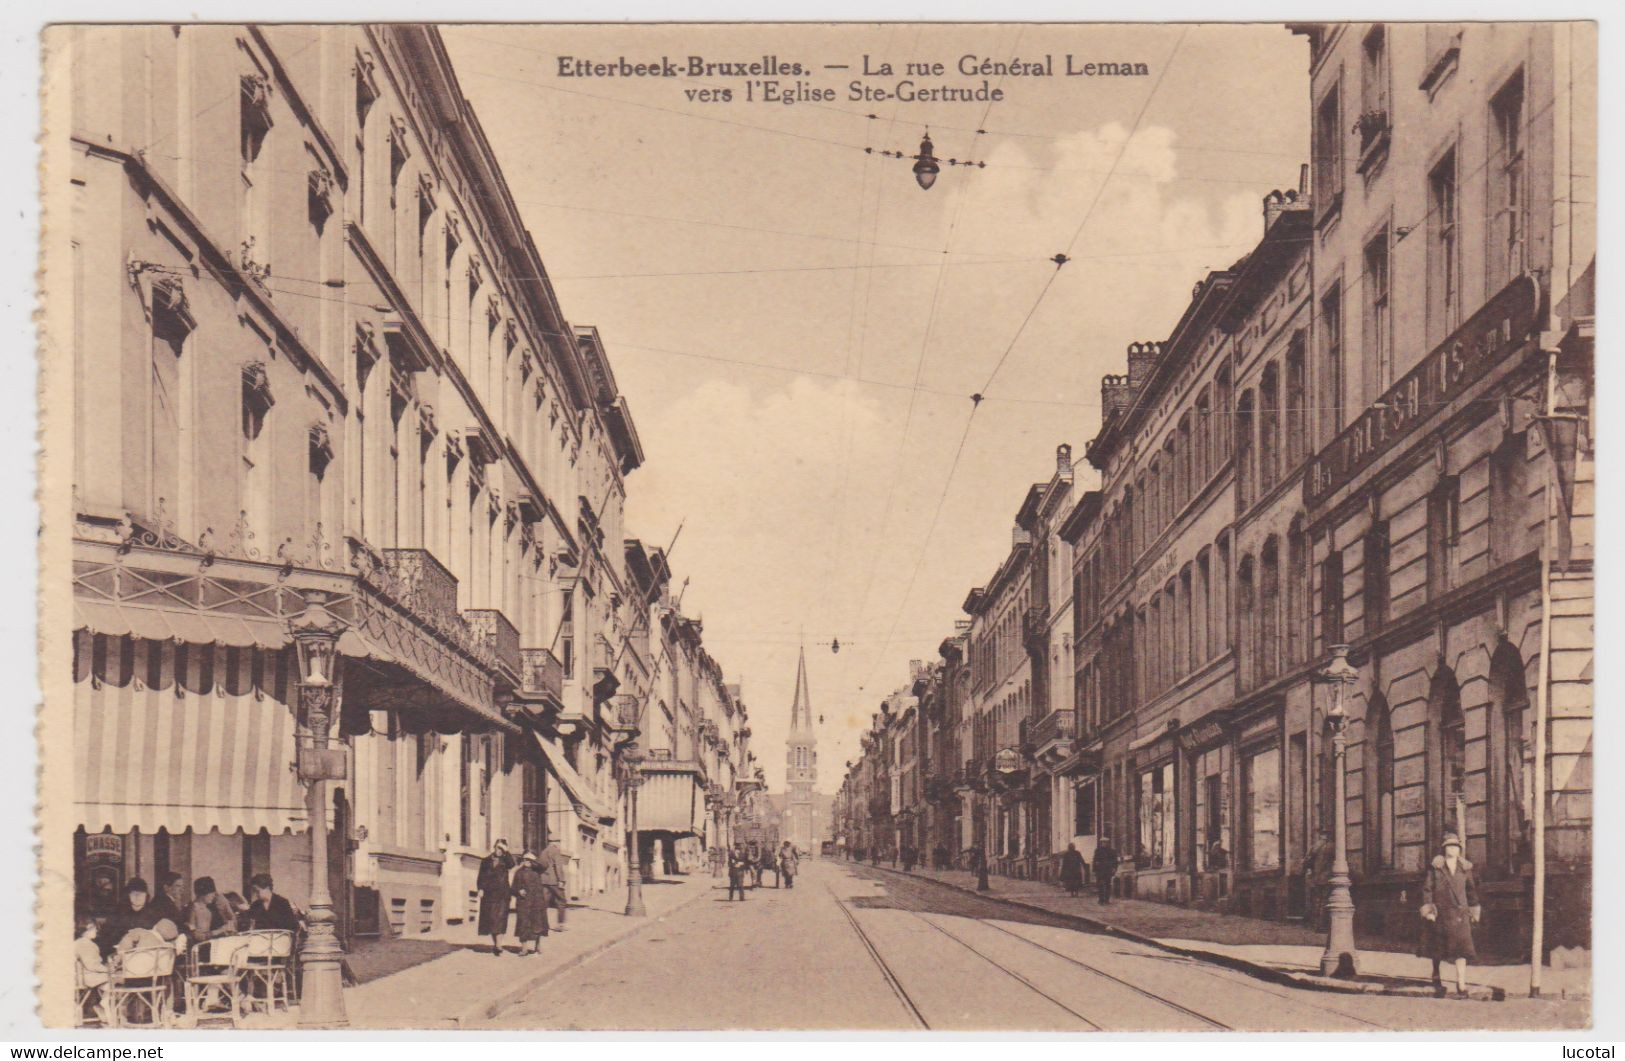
[297,745,348,782]
[994,747,1024,773]
[1179,718,1228,753]
[1304,274,1538,508]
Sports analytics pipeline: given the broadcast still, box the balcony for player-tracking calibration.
[519,647,565,706]
[464,609,521,685]
[382,548,460,630]
[1030,708,1077,767]
[1022,604,1048,653]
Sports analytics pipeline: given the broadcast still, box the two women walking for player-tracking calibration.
[475,839,571,955]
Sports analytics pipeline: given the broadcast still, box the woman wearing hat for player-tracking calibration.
[510,852,551,955]
[1419,833,1482,997]
[476,839,516,956]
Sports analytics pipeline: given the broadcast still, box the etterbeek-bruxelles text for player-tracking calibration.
[555,55,1152,80]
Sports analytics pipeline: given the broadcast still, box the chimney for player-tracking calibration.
[1299,162,1310,196]
[1056,443,1073,479]
[1100,373,1135,421]
[1126,341,1161,387]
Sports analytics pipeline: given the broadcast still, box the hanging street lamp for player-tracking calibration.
[289,590,350,1027]
[866,128,984,190]
[1315,643,1362,978]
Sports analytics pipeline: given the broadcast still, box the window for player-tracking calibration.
[1356,26,1390,169]
[1215,365,1233,459]
[148,279,192,529]
[1489,71,1526,288]
[1314,81,1344,219]
[1195,388,1211,484]
[1432,669,1467,850]
[241,363,274,546]
[1319,283,1345,441]
[1285,335,1307,468]
[1363,229,1392,399]
[560,593,575,680]
[1260,538,1281,680]
[1138,762,1175,869]
[1363,519,1390,630]
[1368,695,1395,869]
[1287,518,1308,665]
[307,423,334,540]
[1427,476,1459,598]
[1259,362,1280,492]
[1244,745,1282,870]
[458,734,473,847]
[1236,390,1256,509]
[1322,547,1345,646]
[1237,555,1256,687]
[1074,780,1095,836]
[1488,643,1530,877]
[240,74,273,266]
[1428,148,1460,342]
[1490,433,1529,564]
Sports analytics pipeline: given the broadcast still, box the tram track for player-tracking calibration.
[843,863,1393,1031]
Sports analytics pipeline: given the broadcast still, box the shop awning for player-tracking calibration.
[74,597,288,650]
[530,733,616,826]
[635,768,703,833]
[73,630,307,836]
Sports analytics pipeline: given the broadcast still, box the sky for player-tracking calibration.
[441,23,1311,795]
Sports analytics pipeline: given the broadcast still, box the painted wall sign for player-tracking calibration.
[1304,274,1538,508]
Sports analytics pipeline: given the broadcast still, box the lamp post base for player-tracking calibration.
[1319,875,1360,979]
[298,906,349,1028]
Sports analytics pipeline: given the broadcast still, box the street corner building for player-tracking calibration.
[38,25,763,1028]
[839,20,1593,966]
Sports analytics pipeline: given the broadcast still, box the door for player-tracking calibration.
[329,788,354,945]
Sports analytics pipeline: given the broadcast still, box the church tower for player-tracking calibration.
[785,647,817,853]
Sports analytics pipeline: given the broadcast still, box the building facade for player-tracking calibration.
[53,25,758,984]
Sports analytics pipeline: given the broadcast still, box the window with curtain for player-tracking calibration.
[1245,745,1282,870]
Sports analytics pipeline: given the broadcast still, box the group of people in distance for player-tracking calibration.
[473,838,571,956]
[74,871,302,1024]
[725,840,799,901]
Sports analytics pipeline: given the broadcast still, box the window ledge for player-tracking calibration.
[1419,40,1461,99]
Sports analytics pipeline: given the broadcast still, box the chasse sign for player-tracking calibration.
[1304,275,1539,508]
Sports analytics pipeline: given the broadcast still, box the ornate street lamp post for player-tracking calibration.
[289,591,349,1027]
[1316,644,1361,978]
[622,746,647,917]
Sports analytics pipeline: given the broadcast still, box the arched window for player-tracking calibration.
[1237,555,1257,688]
[1259,361,1281,492]
[1260,537,1281,680]
[1287,516,1308,666]
[1429,666,1467,852]
[1236,390,1256,510]
[1365,693,1396,870]
[1487,642,1531,877]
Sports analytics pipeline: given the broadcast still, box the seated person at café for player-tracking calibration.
[245,873,301,934]
[73,916,110,1024]
[97,878,170,958]
[186,877,240,942]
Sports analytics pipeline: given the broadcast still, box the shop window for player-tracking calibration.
[1137,762,1175,869]
[1367,694,1395,870]
[1244,745,1282,871]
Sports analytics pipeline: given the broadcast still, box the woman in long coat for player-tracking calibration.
[1420,833,1481,996]
[476,840,515,956]
[510,853,550,954]
[1059,843,1086,897]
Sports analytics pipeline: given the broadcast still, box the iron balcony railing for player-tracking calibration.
[464,609,521,684]
[1029,708,1077,752]
[382,547,461,629]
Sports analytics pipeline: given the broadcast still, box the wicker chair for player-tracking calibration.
[239,929,296,1016]
[105,946,177,1028]
[73,961,108,1027]
[182,935,253,1028]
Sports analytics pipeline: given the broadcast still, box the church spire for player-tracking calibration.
[790,645,813,734]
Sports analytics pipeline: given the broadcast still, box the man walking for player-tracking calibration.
[1092,834,1120,905]
[727,845,749,902]
[537,838,570,932]
[778,841,799,890]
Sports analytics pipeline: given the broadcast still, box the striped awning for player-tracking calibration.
[73,631,307,836]
[530,732,616,826]
[636,769,703,833]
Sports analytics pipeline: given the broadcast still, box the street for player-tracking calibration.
[482,861,1587,1031]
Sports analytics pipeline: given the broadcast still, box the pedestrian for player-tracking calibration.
[1060,842,1085,897]
[726,845,748,902]
[869,846,879,867]
[476,838,515,956]
[1419,833,1482,997]
[778,841,799,889]
[902,845,916,873]
[510,852,550,955]
[1092,834,1120,905]
[753,844,769,888]
[538,838,570,931]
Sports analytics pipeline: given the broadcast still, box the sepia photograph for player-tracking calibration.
[30,15,1596,1034]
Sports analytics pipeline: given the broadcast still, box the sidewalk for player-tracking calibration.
[343,874,717,1028]
[863,863,1590,1002]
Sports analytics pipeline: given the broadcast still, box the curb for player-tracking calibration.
[452,884,717,1027]
[860,864,1514,1002]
